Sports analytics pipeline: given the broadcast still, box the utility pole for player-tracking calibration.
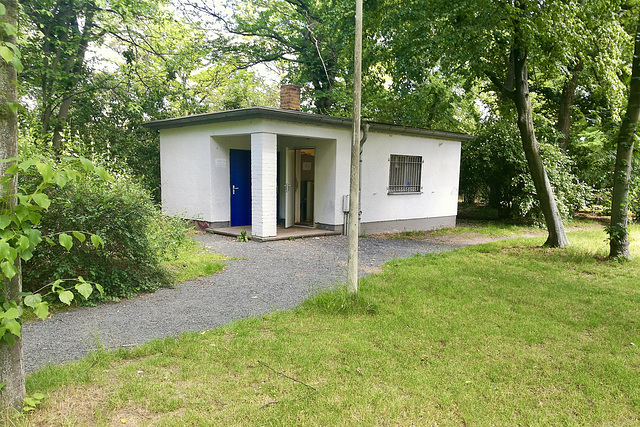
[347,0,363,294]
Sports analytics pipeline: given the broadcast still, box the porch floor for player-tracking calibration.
[209,225,342,242]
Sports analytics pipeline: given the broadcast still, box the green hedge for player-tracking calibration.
[22,174,173,302]
[460,119,592,221]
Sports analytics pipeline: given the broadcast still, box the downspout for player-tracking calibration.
[342,123,369,235]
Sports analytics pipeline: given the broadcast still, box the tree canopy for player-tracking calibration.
[1,0,640,410]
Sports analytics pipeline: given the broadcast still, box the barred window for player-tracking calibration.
[388,154,423,194]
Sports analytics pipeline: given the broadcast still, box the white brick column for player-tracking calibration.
[251,132,278,238]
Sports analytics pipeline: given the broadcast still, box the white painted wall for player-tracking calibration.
[160,126,215,221]
[251,133,278,237]
[159,117,462,231]
[359,133,461,223]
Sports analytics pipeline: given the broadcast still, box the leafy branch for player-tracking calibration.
[0,156,111,345]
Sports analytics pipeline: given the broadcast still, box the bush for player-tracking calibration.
[22,172,174,302]
[628,156,640,223]
[460,118,592,221]
[569,127,616,207]
[147,213,197,262]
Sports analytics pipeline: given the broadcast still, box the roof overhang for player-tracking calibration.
[143,107,476,142]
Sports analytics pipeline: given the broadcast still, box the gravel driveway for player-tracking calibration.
[22,233,458,373]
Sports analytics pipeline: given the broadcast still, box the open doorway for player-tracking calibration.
[284,148,315,227]
[297,148,315,226]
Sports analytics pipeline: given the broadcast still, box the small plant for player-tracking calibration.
[604,223,628,242]
[237,231,249,242]
[22,393,45,412]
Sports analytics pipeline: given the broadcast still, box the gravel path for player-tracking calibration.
[22,233,457,373]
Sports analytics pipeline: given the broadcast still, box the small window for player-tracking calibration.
[388,154,423,194]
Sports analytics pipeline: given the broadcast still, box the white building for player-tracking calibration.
[145,87,473,240]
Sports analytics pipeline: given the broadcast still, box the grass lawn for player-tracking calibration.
[162,234,230,282]
[7,225,640,425]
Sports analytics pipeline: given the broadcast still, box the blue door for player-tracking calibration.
[230,149,251,226]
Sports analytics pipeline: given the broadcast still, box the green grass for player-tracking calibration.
[7,225,640,425]
[162,237,230,282]
[378,219,544,240]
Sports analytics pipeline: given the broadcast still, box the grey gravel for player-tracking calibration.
[22,233,456,373]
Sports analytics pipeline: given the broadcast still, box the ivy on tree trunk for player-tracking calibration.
[0,0,25,410]
[609,10,640,259]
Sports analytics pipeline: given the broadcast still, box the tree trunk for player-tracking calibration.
[557,59,583,151]
[28,1,97,152]
[609,11,640,259]
[512,46,570,248]
[51,96,73,153]
[0,0,25,410]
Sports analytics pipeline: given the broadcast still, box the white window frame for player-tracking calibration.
[388,154,423,194]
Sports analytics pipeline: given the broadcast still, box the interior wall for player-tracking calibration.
[277,136,338,227]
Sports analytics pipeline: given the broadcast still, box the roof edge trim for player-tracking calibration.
[143,107,475,141]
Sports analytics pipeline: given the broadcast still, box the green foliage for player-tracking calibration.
[461,119,591,221]
[629,156,640,222]
[194,0,353,114]
[17,3,279,200]
[460,119,527,215]
[237,230,249,242]
[570,127,616,205]
[21,392,44,412]
[541,142,594,219]
[0,156,105,344]
[21,172,172,302]
[147,215,196,262]
[604,222,629,243]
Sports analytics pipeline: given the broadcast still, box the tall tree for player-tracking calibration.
[181,0,353,114]
[19,0,176,153]
[21,0,107,152]
[609,8,640,258]
[556,59,584,151]
[508,15,570,248]
[377,0,625,247]
[0,0,25,409]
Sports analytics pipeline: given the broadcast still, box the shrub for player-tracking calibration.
[147,213,197,262]
[22,173,173,302]
[628,156,640,222]
[569,127,616,207]
[460,118,592,221]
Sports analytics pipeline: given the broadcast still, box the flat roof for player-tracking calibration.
[143,106,475,142]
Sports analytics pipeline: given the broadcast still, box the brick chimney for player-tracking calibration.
[280,84,301,110]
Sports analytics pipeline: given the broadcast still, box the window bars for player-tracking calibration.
[388,154,423,194]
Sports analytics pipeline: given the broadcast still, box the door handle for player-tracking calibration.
[232,185,239,195]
